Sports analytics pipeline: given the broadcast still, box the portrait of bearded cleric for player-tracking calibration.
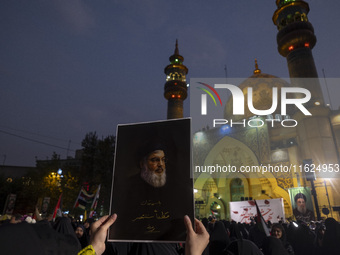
[139,143,167,188]
[108,118,194,242]
[293,192,315,222]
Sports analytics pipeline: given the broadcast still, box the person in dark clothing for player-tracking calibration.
[313,223,325,255]
[84,218,95,237]
[286,221,315,255]
[261,236,288,255]
[54,217,79,236]
[270,223,294,255]
[226,239,264,255]
[248,223,268,249]
[0,220,81,255]
[201,218,210,255]
[209,221,231,255]
[103,242,133,255]
[75,224,89,249]
[129,243,181,255]
[229,221,242,242]
[202,218,209,230]
[322,217,340,255]
[238,223,249,240]
[53,217,82,251]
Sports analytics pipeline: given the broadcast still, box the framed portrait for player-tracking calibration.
[3,194,17,215]
[108,118,194,242]
[288,187,315,222]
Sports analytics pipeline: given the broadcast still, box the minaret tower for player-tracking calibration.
[274,1,339,219]
[164,40,188,119]
[272,0,324,106]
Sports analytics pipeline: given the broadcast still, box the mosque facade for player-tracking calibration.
[164,0,340,221]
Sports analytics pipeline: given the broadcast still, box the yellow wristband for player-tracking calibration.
[78,245,96,255]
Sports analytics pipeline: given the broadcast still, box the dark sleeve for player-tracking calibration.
[285,242,295,255]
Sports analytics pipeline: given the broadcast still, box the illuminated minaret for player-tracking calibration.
[273,1,339,219]
[272,0,324,106]
[164,40,188,119]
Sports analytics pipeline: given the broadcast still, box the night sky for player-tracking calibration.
[1,0,340,166]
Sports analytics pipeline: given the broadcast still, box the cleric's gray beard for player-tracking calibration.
[141,166,166,188]
[297,205,307,214]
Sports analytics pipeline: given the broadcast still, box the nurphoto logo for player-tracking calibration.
[195,80,312,128]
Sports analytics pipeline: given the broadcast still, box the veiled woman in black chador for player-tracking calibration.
[75,224,89,249]
[270,223,294,255]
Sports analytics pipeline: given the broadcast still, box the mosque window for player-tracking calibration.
[202,180,218,201]
[167,72,182,81]
[230,178,244,202]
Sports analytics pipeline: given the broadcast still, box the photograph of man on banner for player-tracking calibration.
[3,194,17,215]
[41,197,50,218]
[288,187,315,222]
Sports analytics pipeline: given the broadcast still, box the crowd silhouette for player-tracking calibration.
[0,210,339,255]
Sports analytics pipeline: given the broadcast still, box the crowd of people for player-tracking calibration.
[198,216,340,255]
[0,210,339,255]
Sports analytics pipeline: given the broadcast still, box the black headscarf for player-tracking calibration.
[226,239,264,255]
[271,223,287,244]
[0,220,81,255]
[229,221,242,242]
[270,223,294,255]
[248,222,268,249]
[53,217,81,250]
[54,217,77,236]
[84,217,95,237]
[209,221,231,255]
[261,236,288,255]
[286,221,314,255]
[202,217,209,230]
[75,224,89,249]
[322,218,340,255]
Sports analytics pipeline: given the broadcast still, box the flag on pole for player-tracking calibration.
[74,187,96,210]
[52,193,62,221]
[89,184,101,218]
[254,200,270,236]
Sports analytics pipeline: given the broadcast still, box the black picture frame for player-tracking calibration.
[108,118,194,242]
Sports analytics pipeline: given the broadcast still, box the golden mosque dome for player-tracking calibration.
[224,59,292,121]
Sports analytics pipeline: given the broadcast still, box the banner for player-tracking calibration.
[41,197,50,217]
[288,187,315,222]
[229,198,285,224]
[3,194,17,215]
